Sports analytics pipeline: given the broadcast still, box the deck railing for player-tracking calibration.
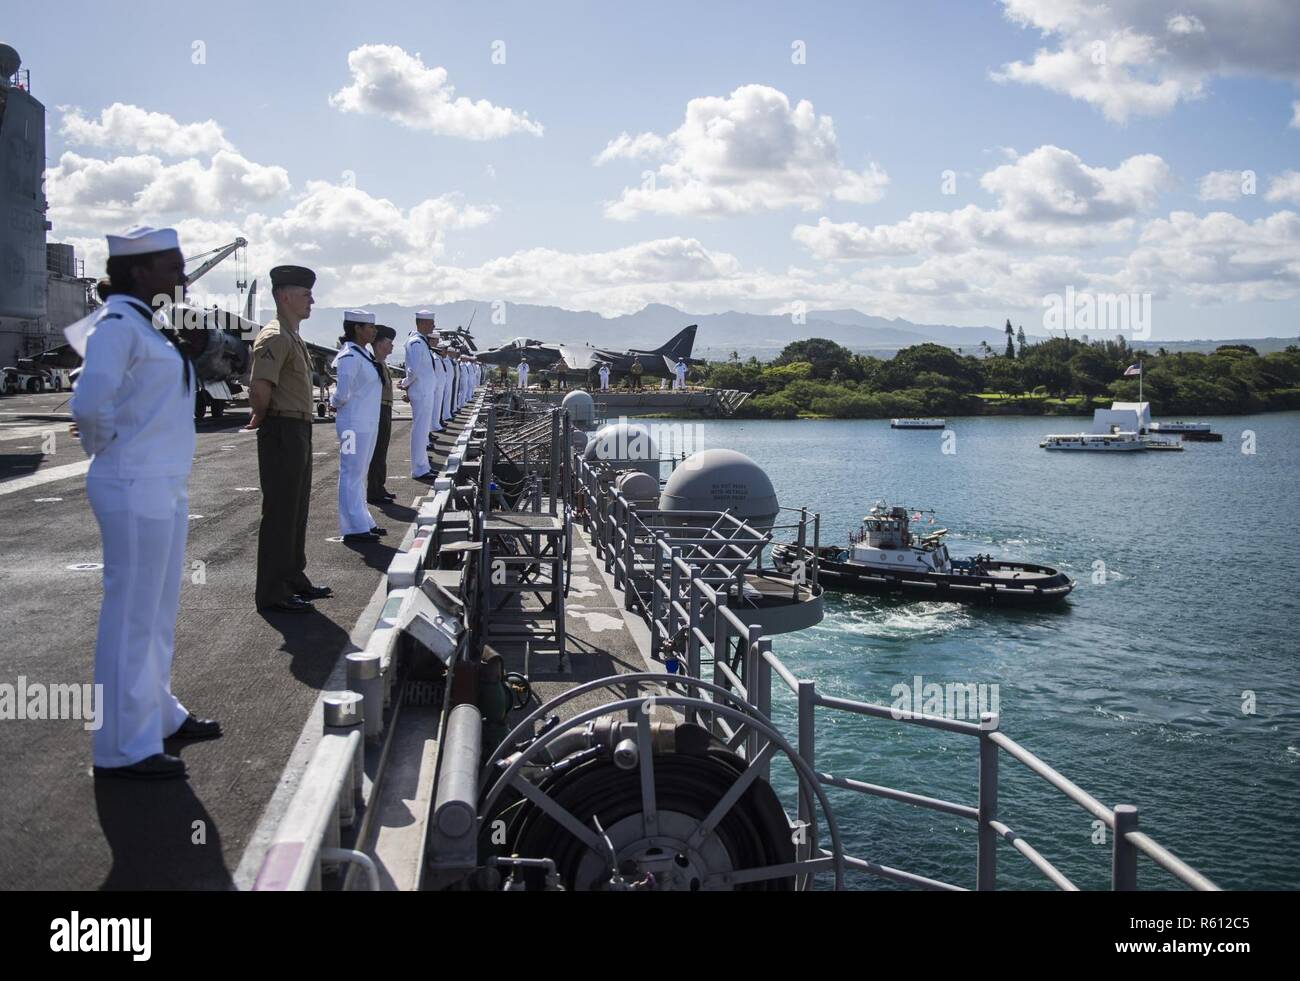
[573,451,1219,891]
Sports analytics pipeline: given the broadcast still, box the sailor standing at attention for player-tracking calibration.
[331,311,386,543]
[367,324,398,504]
[599,363,610,392]
[68,226,220,780]
[438,341,456,425]
[675,357,688,391]
[246,264,331,614]
[428,332,446,435]
[399,312,438,480]
[517,357,530,390]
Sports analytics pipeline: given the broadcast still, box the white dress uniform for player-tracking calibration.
[599,365,610,392]
[439,352,455,423]
[428,344,446,434]
[517,360,529,390]
[68,283,196,768]
[675,360,688,390]
[401,329,437,477]
[330,331,382,536]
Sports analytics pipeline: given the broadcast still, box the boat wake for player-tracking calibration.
[818,599,970,640]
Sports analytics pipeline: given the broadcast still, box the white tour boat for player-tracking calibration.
[891,417,946,429]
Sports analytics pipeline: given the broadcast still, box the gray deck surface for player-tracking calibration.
[0,392,468,890]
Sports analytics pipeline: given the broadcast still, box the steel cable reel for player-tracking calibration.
[477,673,844,891]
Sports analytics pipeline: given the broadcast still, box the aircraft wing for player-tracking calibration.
[662,355,680,373]
[303,341,340,381]
[558,345,597,371]
[30,344,83,369]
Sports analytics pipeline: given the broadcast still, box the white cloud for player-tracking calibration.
[793,145,1165,260]
[1265,170,1300,204]
[598,84,889,219]
[1197,169,1247,201]
[328,44,543,139]
[994,1,1300,122]
[59,103,233,156]
[1166,14,1205,35]
[593,131,669,165]
[252,181,495,269]
[1116,209,1300,302]
[45,150,290,225]
[981,145,1168,221]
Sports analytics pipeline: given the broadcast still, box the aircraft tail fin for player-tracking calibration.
[653,324,697,360]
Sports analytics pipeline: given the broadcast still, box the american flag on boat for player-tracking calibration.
[1124,362,1143,377]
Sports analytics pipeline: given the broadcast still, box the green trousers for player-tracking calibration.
[255,417,314,607]
[368,402,393,499]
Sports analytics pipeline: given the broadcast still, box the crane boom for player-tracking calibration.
[184,237,248,287]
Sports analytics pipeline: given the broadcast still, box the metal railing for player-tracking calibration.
[572,451,1219,891]
[252,398,485,890]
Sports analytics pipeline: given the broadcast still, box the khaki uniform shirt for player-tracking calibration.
[379,362,393,405]
[250,319,314,416]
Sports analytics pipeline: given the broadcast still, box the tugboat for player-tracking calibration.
[773,504,1074,606]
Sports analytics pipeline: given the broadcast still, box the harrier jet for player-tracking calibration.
[476,325,702,382]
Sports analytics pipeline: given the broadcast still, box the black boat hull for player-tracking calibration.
[772,545,1074,607]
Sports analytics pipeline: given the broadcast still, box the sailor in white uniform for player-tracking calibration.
[598,363,610,392]
[438,342,456,424]
[517,357,530,390]
[330,310,385,542]
[675,357,688,391]
[428,331,446,435]
[68,226,221,781]
[399,311,438,478]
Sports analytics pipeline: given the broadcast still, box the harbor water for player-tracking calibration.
[633,411,1300,890]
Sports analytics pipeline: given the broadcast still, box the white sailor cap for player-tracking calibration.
[343,309,376,324]
[106,225,180,257]
[415,309,436,320]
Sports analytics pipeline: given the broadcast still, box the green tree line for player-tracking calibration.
[699,336,1300,420]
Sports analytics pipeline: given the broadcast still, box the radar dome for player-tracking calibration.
[582,422,659,478]
[659,449,778,531]
[561,389,595,427]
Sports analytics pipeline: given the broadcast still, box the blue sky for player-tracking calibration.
[12,0,1300,340]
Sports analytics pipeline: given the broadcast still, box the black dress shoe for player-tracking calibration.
[297,585,333,600]
[342,531,381,543]
[262,596,315,613]
[413,473,439,484]
[367,496,388,505]
[381,490,397,501]
[370,526,388,536]
[94,753,187,781]
[169,714,222,741]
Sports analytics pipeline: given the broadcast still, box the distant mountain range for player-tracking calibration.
[297,300,1296,360]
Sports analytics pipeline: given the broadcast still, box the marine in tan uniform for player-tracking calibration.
[245,264,331,613]
[367,324,397,504]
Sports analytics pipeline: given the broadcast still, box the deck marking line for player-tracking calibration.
[0,460,90,497]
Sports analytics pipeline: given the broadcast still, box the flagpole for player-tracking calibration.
[1138,360,1143,405]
